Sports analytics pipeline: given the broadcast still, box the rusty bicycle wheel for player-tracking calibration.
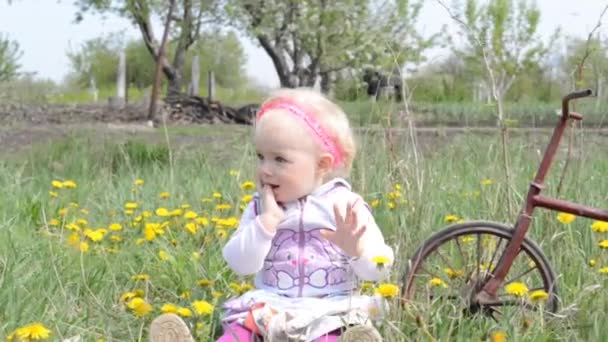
[401,221,558,321]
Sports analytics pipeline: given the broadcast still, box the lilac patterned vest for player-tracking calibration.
[252,179,356,298]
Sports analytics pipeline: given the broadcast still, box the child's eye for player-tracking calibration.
[257,153,264,160]
[275,156,287,163]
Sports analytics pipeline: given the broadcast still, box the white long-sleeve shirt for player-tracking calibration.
[222,178,394,298]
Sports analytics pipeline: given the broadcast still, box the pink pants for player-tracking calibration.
[216,322,340,342]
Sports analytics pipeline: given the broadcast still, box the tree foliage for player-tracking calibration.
[66,30,247,91]
[0,33,22,82]
[226,0,437,90]
[74,0,220,95]
[451,0,556,101]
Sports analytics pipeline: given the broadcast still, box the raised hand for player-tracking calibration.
[320,201,366,257]
[258,183,285,234]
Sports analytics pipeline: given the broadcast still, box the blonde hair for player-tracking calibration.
[260,87,356,178]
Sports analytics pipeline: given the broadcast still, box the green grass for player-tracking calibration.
[1,126,607,341]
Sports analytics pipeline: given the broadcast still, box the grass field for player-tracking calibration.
[1,124,607,341]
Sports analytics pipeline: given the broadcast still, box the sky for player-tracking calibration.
[1,0,607,88]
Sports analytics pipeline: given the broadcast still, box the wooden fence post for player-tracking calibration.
[190,55,200,96]
[207,70,215,102]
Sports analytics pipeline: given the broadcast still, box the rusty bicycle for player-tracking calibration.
[400,89,608,320]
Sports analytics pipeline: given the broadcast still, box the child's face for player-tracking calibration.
[254,112,327,203]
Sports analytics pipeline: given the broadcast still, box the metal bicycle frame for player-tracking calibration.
[480,89,608,297]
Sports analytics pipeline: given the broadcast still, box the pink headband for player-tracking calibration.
[256,99,344,167]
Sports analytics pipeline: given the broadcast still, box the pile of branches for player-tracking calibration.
[163,94,258,125]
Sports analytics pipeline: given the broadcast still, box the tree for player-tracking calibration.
[0,33,22,82]
[75,0,219,95]
[451,0,556,103]
[66,31,247,90]
[226,0,436,91]
[562,37,608,102]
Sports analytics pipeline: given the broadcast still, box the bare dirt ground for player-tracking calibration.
[1,104,607,156]
[2,120,607,159]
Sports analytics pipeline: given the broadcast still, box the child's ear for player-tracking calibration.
[317,153,334,175]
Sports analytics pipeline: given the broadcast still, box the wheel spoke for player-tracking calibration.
[504,265,537,285]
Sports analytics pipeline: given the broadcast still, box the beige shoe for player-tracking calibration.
[149,313,195,342]
[339,324,382,342]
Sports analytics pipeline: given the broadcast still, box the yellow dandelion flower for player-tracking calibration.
[110,235,122,243]
[192,300,214,316]
[51,180,64,189]
[184,210,198,219]
[460,236,475,243]
[124,202,139,210]
[211,291,223,298]
[180,291,191,299]
[185,222,198,234]
[589,259,597,267]
[79,242,89,252]
[155,207,170,217]
[490,330,506,342]
[161,303,179,314]
[598,240,608,249]
[58,208,69,216]
[14,322,51,340]
[159,191,170,199]
[529,290,549,302]
[591,221,608,233]
[394,184,402,191]
[428,277,448,288]
[62,180,77,188]
[556,212,576,224]
[371,255,390,265]
[240,181,255,191]
[216,229,228,239]
[191,252,200,261]
[80,209,90,215]
[76,218,88,227]
[199,279,214,287]
[241,194,253,203]
[131,274,150,281]
[84,228,106,242]
[216,217,239,229]
[134,179,144,185]
[374,283,399,298]
[201,198,213,203]
[229,169,240,176]
[109,223,122,231]
[505,282,529,297]
[181,204,191,209]
[158,250,169,261]
[120,291,138,302]
[195,217,209,226]
[124,209,134,215]
[215,204,232,211]
[599,267,608,274]
[48,218,60,226]
[49,191,59,198]
[176,307,193,317]
[387,202,396,209]
[444,215,460,223]
[69,202,79,208]
[481,178,494,186]
[370,199,380,208]
[444,268,464,279]
[212,192,222,199]
[127,297,152,317]
[169,209,183,217]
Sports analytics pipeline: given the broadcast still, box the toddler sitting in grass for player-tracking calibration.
[150,87,394,342]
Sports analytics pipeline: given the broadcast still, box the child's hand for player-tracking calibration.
[259,184,284,234]
[320,201,366,257]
